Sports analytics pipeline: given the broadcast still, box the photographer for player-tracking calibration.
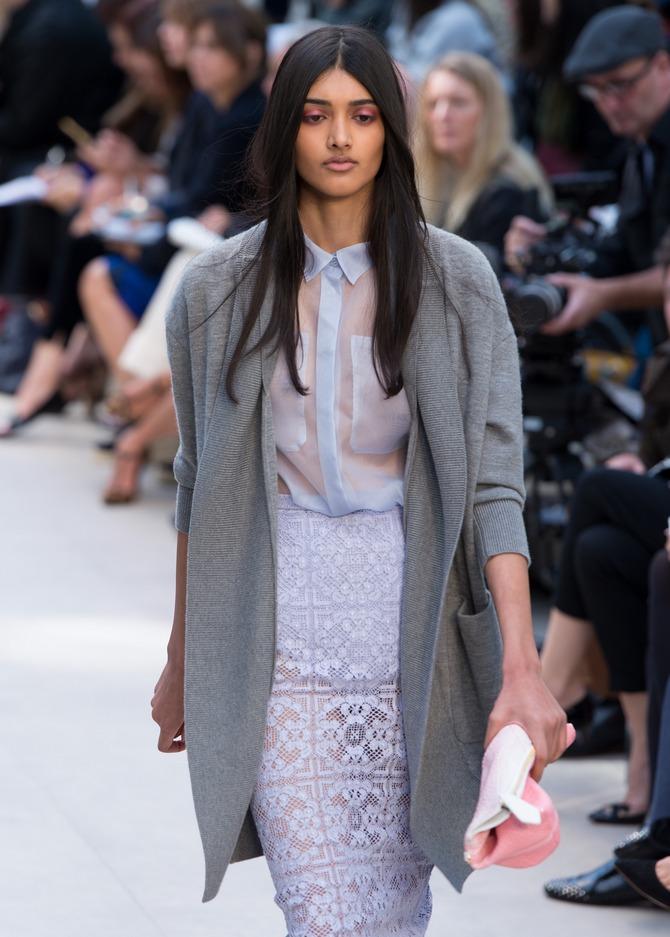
[505,6,670,339]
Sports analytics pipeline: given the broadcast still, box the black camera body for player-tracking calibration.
[503,171,618,329]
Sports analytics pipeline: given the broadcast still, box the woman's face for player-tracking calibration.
[158,18,190,69]
[294,68,385,203]
[125,48,169,103]
[423,69,483,166]
[188,22,243,98]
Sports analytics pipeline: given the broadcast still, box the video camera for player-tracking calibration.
[503,170,619,329]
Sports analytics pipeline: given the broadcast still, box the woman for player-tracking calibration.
[151,26,567,932]
[414,51,551,261]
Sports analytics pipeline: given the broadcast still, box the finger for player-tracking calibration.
[511,216,546,236]
[530,755,546,782]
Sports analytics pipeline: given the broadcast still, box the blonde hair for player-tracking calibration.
[414,51,552,231]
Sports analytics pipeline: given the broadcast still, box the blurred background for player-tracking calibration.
[1,0,670,933]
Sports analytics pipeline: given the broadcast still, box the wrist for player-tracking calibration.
[502,653,541,680]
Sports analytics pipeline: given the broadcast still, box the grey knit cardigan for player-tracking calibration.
[165,221,530,904]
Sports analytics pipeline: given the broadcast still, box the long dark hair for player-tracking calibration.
[225,25,428,403]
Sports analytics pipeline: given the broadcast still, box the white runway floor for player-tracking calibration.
[1,407,667,937]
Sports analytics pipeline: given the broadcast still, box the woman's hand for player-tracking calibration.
[151,657,186,753]
[78,130,145,177]
[484,668,568,782]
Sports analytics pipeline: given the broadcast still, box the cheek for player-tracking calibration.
[294,130,321,179]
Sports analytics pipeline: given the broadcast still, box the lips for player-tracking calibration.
[323,158,357,170]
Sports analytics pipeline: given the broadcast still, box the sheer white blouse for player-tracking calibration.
[270,234,412,516]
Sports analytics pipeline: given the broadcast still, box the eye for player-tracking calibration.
[302,111,325,124]
[353,110,378,124]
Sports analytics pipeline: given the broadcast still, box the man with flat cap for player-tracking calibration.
[506,5,670,343]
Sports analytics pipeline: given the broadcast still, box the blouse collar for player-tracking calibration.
[303,232,372,285]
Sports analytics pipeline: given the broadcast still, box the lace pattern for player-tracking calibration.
[250,495,433,937]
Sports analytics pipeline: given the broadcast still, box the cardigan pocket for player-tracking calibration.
[449,591,503,744]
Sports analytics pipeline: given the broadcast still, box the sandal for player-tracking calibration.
[589,802,648,825]
[102,448,147,504]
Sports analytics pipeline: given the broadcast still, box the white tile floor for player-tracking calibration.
[1,409,667,936]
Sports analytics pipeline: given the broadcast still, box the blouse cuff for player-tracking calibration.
[473,499,531,567]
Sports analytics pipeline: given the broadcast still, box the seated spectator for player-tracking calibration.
[0,0,120,182]
[413,51,551,261]
[0,0,123,294]
[544,539,670,909]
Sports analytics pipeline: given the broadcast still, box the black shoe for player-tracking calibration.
[615,859,670,910]
[615,828,668,861]
[564,692,595,729]
[589,802,647,825]
[562,698,626,757]
[544,858,650,906]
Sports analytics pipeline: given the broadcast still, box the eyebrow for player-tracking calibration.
[304,98,377,106]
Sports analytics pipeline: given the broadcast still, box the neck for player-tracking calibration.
[210,74,248,111]
[298,184,373,252]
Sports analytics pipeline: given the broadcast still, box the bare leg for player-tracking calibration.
[10,337,65,419]
[103,389,177,504]
[619,691,650,815]
[79,257,137,375]
[540,608,596,709]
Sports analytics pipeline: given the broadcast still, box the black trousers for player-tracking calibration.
[554,467,670,692]
[648,551,670,839]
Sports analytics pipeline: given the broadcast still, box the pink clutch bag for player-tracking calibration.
[464,722,576,870]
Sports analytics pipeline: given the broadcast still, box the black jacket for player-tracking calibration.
[454,176,547,262]
[140,82,266,276]
[0,0,121,173]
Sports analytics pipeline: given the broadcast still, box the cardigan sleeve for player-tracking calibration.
[165,280,198,534]
[471,263,531,567]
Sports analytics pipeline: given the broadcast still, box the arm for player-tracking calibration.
[151,279,198,751]
[151,531,187,753]
[485,553,567,781]
[542,265,664,337]
[472,260,568,777]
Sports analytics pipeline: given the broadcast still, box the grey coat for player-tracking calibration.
[165,221,530,904]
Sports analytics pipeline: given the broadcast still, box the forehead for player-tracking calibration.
[306,68,374,102]
[425,69,475,96]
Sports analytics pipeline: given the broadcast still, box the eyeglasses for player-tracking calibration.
[578,58,656,102]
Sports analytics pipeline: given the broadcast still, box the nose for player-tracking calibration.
[433,99,450,122]
[327,113,352,150]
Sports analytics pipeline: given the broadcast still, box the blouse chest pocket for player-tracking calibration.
[350,335,411,455]
[271,332,309,453]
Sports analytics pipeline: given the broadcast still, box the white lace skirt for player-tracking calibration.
[250,494,433,937]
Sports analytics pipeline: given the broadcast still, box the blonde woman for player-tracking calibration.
[415,51,552,259]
